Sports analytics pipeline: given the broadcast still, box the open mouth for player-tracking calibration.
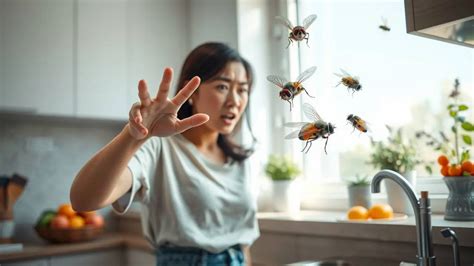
[221,113,236,125]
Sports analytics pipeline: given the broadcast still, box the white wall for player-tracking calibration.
[188,0,239,50]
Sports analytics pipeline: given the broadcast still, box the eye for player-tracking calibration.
[216,84,229,91]
[238,87,249,94]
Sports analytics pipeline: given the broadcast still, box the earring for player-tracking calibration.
[188,99,193,105]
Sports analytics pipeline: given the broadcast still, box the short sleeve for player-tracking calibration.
[112,137,161,214]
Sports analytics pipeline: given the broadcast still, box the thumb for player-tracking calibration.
[175,114,209,133]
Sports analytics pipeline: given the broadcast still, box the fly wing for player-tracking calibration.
[275,16,294,30]
[284,122,308,128]
[266,75,288,88]
[302,14,317,29]
[381,16,388,26]
[296,66,317,83]
[302,102,322,122]
[340,69,351,77]
[284,129,301,139]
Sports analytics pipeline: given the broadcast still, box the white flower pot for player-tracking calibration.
[271,180,301,213]
[384,170,416,215]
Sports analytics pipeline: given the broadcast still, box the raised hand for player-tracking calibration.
[127,68,209,140]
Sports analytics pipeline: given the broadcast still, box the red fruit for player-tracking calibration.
[440,165,449,177]
[50,215,70,229]
[461,161,473,174]
[448,165,463,176]
[437,155,449,166]
[85,215,105,228]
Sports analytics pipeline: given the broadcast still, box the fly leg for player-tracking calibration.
[301,140,313,153]
[305,33,310,47]
[287,100,293,111]
[322,136,330,154]
[304,89,315,98]
[286,37,292,48]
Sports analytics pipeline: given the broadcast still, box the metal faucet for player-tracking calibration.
[371,170,436,266]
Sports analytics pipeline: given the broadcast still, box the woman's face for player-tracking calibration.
[191,61,249,135]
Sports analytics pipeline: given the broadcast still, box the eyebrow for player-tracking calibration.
[212,76,249,86]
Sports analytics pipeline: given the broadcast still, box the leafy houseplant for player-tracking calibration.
[368,127,421,215]
[368,126,424,174]
[416,79,473,174]
[265,155,301,212]
[415,79,474,221]
[265,155,301,181]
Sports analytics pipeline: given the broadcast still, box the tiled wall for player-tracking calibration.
[0,115,127,243]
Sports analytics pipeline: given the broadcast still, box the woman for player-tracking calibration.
[70,42,259,266]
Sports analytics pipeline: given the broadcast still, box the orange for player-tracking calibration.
[69,215,85,229]
[58,204,76,219]
[368,203,393,219]
[440,165,449,177]
[50,215,70,229]
[448,164,462,176]
[347,206,369,220]
[461,161,473,174]
[437,155,449,166]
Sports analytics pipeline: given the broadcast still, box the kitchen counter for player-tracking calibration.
[257,210,474,247]
[0,233,153,263]
[253,210,474,265]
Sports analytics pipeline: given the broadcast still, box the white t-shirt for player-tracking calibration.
[112,134,260,253]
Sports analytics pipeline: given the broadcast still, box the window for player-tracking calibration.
[291,0,473,187]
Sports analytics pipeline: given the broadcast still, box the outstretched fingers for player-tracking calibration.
[129,102,148,136]
[138,80,152,107]
[175,113,209,133]
[171,76,201,107]
[155,68,173,103]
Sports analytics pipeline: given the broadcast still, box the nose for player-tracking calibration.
[225,89,241,108]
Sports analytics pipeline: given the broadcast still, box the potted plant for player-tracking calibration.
[416,79,474,221]
[368,126,423,215]
[346,175,372,209]
[265,154,301,213]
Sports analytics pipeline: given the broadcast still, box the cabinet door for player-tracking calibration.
[2,258,50,266]
[126,0,187,107]
[0,0,74,116]
[126,248,155,266]
[76,0,128,120]
[49,249,123,266]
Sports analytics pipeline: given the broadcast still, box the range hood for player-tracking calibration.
[405,0,474,48]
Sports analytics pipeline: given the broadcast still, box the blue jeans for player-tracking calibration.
[156,244,245,266]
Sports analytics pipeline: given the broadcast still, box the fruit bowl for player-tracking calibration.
[35,225,104,243]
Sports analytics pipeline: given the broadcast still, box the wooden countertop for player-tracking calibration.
[0,233,153,263]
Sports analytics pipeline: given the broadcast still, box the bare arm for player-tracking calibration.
[70,68,209,212]
[242,245,252,266]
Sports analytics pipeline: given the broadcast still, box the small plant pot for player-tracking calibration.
[443,176,474,221]
[271,180,301,213]
[347,185,371,209]
[384,170,416,215]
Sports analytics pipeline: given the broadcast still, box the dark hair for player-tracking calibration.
[176,42,255,162]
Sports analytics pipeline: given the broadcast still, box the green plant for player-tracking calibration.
[416,78,473,165]
[347,174,371,187]
[264,154,301,181]
[368,126,424,173]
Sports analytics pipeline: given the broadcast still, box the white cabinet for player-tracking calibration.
[2,258,50,266]
[76,0,128,120]
[188,0,238,49]
[125,248,155,266]
[0,0,74,116]
[126,0,187,107]
[49,249,124,266]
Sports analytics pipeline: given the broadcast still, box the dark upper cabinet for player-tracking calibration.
[404,0,474,48]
